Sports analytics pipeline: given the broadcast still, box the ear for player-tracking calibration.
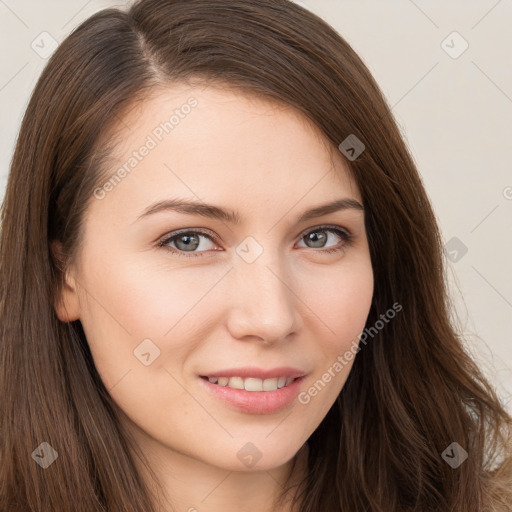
[51,240,81,322]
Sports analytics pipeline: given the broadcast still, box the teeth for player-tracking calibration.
[262,378,278,391]
[228,376,244,389]
[205,376,296,391]
[217,377,229,386]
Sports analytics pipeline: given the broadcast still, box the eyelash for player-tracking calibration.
[157,224,354,259]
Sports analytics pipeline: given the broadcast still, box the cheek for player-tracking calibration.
[78,250,214,338]
[76,250,229,390]
[298,256,373,406]
[302,254,374,342]
[76,262,200,429]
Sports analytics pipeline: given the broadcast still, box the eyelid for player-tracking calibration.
[298,223,352,239]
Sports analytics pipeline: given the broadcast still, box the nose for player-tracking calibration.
[225,252,301,344]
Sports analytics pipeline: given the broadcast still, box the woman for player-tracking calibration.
[1,0,510,510]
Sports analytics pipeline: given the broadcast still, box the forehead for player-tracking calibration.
[90,82,361,223]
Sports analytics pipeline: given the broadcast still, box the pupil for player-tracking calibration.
[177,234,199,250]
[308,231,326,248]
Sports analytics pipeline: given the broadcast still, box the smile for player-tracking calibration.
[199,375,306,414]
[201,375,296,391]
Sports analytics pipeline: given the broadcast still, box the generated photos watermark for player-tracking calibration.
[93,97,198,200]
[298,301,403,404]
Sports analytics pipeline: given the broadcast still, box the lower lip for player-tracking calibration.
[198,376,305,415]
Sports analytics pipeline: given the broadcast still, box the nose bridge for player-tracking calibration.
[226,238,299,342]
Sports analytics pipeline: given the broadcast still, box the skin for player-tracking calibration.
[54,83,374,512]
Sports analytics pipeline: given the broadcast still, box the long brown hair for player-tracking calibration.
[1,0,511,510]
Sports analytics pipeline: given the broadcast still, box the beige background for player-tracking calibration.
[1,0,511,409]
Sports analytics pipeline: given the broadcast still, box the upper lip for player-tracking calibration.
[200,366,307,380]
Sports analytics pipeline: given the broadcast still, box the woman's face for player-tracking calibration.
[55,83,373,474]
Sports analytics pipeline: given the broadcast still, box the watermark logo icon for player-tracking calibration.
[237,442,262,468]
[134,338,161,366]
[32,442,58,469]
[338,134,365,161]
[31,32,58,59]
[441,31,469,59]
[441,442,468,468]
[444,237,468,263]
[236,236,264,264]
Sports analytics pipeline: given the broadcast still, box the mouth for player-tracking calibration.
[198,374,307,414]
[199,375,299,391]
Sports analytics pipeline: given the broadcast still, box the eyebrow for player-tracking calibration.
[134,197,364,225]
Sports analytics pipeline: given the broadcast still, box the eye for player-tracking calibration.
[297,225,353,254]
[157,229,219,258]
[157,225,353,259]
